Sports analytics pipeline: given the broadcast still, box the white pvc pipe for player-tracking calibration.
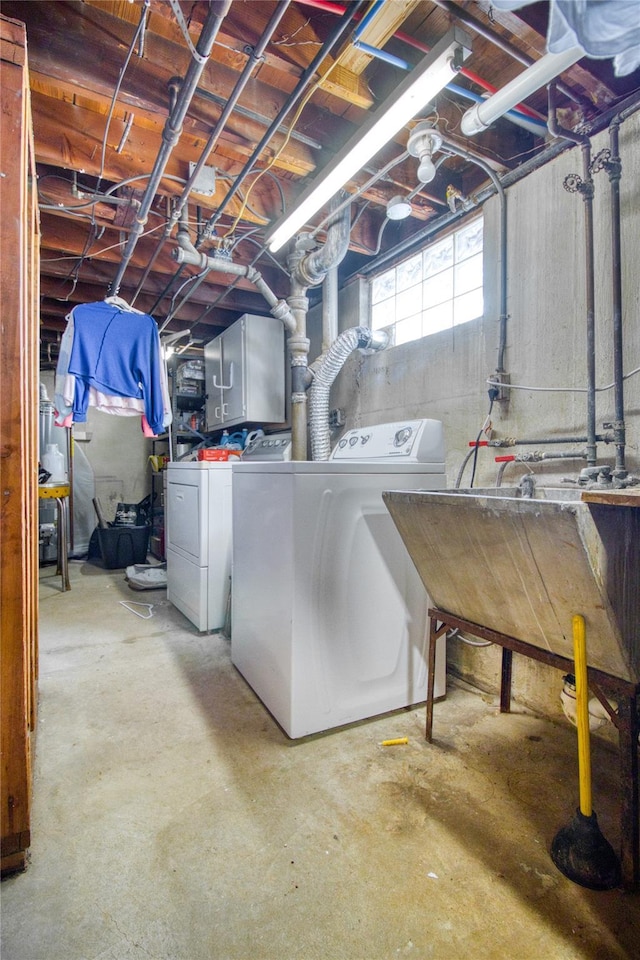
[461,45,584,136]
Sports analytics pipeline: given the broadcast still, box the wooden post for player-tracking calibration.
[1,13,40,876]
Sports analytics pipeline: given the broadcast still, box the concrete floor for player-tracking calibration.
[2,561,638,960]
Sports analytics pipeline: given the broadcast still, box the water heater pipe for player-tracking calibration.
[548,84,597,467]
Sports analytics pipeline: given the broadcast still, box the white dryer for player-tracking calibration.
[166,461,233,631]
[231,420,447,738]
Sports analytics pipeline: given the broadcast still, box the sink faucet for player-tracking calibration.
[518,474,536,499]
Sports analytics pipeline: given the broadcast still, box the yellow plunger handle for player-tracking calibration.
[572,614,592,817]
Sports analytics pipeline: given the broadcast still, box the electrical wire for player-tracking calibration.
[230,234,289,274]
[223,58,341,237]
[447,628,493,647]
[97,1,150,188]
[167,266,211,316]
[40,221,167,263]
[487,367,640,394]
[469,400,494,488]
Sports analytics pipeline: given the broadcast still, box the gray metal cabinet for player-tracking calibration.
[204,314,285,429]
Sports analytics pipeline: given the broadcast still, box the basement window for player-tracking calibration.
[370,217,483,346]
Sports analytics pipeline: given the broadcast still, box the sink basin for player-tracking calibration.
[382,486,639,683]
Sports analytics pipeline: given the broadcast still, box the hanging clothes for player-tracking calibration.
[55,300,170,436]
[492,0,640,76]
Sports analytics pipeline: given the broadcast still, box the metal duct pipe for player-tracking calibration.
[109,0,231,296]
[286,203,353,460]
[322,266,339,353]
[292,203,352,288]
[308,327,389,460]
[548,83,597,467]
[131,0,291,304]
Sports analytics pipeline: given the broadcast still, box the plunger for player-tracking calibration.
[550,614,621,890]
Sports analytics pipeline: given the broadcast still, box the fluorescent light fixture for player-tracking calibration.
[268,26,472,253]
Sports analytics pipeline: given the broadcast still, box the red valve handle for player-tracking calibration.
[468,440,489,447]
[495,455,516,463]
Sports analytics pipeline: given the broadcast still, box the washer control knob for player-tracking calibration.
[394,427,412,447]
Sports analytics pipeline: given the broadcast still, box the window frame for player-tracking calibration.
[370,215,484,347]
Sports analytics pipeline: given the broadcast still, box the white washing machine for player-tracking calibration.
[231,420,447,738]
[166,461,233,631]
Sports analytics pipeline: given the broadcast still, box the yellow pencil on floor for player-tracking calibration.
[381,737,408,746]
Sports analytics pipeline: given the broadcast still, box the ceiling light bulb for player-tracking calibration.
[386,195,412,220]
[417,152,437,184]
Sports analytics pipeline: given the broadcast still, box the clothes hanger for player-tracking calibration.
[104,294,145,314]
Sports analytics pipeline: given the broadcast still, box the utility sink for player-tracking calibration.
[382,486,640,683]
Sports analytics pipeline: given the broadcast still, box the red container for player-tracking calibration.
[197,448,242,461]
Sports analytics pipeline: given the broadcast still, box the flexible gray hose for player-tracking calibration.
[309,327,388,460]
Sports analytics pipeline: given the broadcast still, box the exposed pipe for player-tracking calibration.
[322,266,339,353]
[286,202,353,460]
[548,83,597,467]
[588,90,640,473]
[461,45,584,136]
[447,81,548,138]
[474,435,606,447]
[173,213,296,334]
[199,0,366,241]
[131,0,291,304]
[293,202,351,288]
[342,39,549,136]
[149,0,365,318]
[606,118,625,471]
[308,327,389,460]
[354,132,572,282]
[296,0,547,122]
[495,450,587,486]
[109,0,232,296]
[437,139,508,379]
[430,0,591,111]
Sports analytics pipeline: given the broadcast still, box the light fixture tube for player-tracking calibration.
[460,45,584,136]
[268,26,472,253]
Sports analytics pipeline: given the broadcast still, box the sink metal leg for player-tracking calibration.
[426,617,447,742]
[500,648,513,713]
[55,496,70,592]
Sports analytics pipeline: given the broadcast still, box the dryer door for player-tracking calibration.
[166,470,206,565]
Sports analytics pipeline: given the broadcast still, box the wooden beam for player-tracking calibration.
[337,0,422,76]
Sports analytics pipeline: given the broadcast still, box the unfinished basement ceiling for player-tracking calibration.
[3,0,639,367]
